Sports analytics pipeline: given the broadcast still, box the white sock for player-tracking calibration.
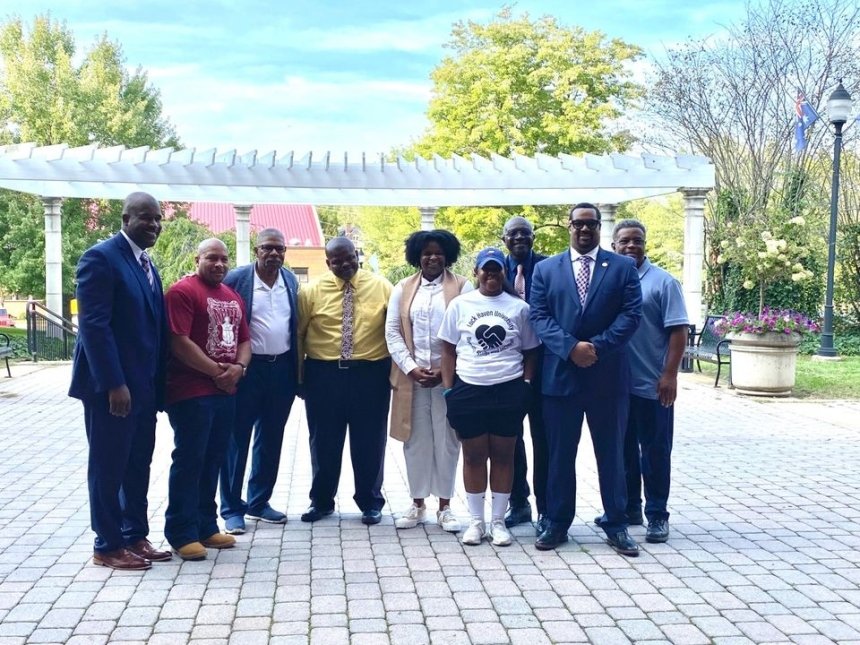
[491,492,511,522]
[466,492,485,521]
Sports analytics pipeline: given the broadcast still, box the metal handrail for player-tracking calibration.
[26,300,78,361]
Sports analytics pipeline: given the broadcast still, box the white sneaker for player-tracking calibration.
[461,518,486,546]
[394,504,426,529]
[489,519,512,546]
[437,506,461,533]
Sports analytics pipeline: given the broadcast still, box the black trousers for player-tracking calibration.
[304,358,391,512]
[510,376,547,514]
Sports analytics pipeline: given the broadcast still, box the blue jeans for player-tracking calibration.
[165,395,235,549]
[624,395,673,521]
[220,354,297,519]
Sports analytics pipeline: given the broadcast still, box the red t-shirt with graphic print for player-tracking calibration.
[165,274,250,405]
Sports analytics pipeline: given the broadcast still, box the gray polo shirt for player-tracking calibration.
[628,258,689,400]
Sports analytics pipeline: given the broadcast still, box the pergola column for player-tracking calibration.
[681,188,710,328]
[42,197,63,316]
[233,204,252,266]
[597,203,618,250]
[419,206,437,231]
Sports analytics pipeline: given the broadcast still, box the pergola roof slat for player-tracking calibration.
[0,143,714,206]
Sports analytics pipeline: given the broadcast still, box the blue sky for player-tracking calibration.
[0,0,746,155]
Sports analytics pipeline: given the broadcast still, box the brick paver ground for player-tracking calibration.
[0,364,859,644]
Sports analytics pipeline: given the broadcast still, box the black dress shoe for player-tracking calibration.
[627,509,644,526]
[505,502,533,528]
[646,518,669,543]
[535,514,549,536]
[361,509,382,525]
[594,511,644,527]
[300,506,334,523]
[535,527,569,551]
[605,529,640,557]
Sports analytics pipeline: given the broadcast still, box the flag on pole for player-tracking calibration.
[794,90,819,152]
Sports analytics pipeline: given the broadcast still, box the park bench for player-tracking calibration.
[0,332,11,378]
[684,314,731,387]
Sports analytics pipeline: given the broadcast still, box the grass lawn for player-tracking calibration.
[698,355,860,399]
[793,355,860,399]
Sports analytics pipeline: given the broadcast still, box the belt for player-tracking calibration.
[306,358,381,369]
[251,352,289,363]
[336,359,376,369]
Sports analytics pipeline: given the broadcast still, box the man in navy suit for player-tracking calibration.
[529,203,642,556]
[69,192,170,570]
[501,216,549,532]
[219,228,300,534]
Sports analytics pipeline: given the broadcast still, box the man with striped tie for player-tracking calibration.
[501,216,547,532]
[297,237,393,525]
[70,192,170,570]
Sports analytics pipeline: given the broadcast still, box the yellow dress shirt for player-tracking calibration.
[298,269,393,362]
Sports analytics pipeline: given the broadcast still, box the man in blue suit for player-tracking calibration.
[69,192,170,570]
[529,203,642,556]
[219,228,300,534]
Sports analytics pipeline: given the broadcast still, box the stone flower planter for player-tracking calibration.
[727,331,801,397]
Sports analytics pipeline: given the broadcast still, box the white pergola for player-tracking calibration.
[0,143,714,324]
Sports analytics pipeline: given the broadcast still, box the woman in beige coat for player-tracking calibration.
[385,230,472,532]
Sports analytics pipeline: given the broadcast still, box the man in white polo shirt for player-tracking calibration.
[219,228,300,534]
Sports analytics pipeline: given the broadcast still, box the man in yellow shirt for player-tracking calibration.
[298,237,393,524]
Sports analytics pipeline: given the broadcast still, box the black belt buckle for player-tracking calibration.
[338,358,350,369]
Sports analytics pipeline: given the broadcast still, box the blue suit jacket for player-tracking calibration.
[223,264,300,374]
[69,233,167,413]
[529,247,642,397]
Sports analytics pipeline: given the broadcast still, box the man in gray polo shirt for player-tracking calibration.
[595,218,688,543]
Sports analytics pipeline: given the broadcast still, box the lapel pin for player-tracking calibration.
[601,262,608,267]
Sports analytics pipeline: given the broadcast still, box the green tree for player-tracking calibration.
[617,196,685,278]
[149,211,236,290]
[407,8,644,252]
[0,15,178,303]
[416,8,643,158]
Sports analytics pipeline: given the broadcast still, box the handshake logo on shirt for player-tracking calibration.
[475,324,506,350]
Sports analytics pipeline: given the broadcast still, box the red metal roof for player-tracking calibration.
[179,202,323,247]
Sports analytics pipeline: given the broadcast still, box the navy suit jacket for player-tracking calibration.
[69,233,167,413]
[529,247,642,397]
[223,264,300,375]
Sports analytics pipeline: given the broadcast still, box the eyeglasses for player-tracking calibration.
[258,244,286,253]
[569,220,600,231]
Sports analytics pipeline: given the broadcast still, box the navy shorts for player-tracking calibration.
[445,376,531,440]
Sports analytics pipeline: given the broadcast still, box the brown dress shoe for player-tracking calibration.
[92,547,151,570]
[127,539,172,562]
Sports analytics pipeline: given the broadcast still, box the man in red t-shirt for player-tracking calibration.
[164,238,251,560]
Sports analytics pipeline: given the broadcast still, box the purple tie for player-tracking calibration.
[576,256,592,304]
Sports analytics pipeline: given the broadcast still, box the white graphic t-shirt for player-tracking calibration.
[438,290,539,386]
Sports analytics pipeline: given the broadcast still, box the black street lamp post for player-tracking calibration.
[818,80,852,358]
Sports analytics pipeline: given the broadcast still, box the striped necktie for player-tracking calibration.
[139,251,154,291]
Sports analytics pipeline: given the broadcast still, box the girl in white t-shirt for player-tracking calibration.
[438,247,540,547]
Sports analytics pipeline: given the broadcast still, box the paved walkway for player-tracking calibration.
[0,365,859,645]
